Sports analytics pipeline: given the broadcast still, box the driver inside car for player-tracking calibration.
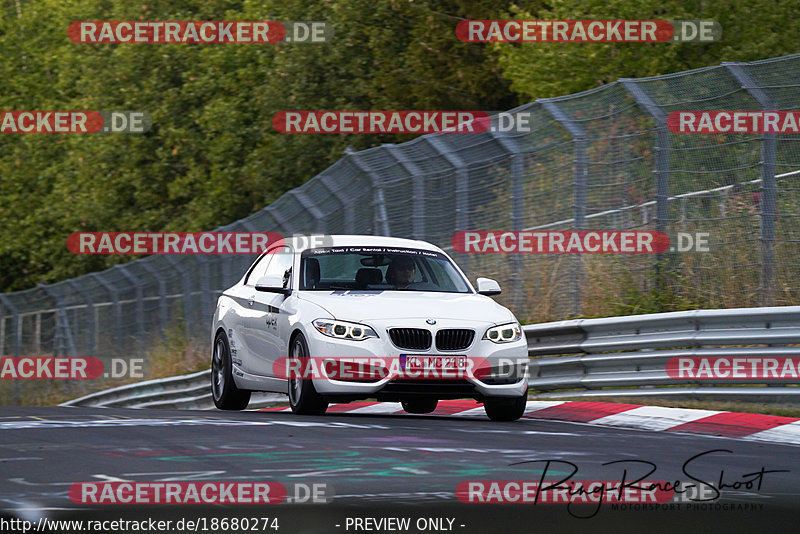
[386,256,417,289]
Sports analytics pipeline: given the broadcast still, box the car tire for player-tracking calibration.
[288,334,329,415]
[401,399,438,414]
[483,389,528,421]
[211,331,251,410]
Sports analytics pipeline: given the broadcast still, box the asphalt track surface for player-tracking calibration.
[1,406,798,533]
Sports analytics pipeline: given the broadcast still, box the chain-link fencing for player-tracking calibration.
[2,53,800,404]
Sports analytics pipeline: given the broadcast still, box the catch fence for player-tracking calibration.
[3,53,800,403]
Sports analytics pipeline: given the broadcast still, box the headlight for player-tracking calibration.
[483,323,522,344]
[313,319,378,341]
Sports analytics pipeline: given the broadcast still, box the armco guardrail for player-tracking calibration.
[62,306,800,409]
[60,370,284,410]
[526,306,800,401]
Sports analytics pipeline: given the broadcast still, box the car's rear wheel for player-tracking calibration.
[401,399,438,414]
[484,389,528,421]
[211,331,251,410]
[288,334,329,415]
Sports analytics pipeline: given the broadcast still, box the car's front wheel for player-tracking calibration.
[211,331,251,410]
[483,390,528,421]
[401,399,438,414]
[288,334,329,415]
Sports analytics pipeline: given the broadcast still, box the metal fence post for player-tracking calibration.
[263,206,294,235]
[116,266,145,354]
[486,128,529,314]
[425,135,470,272]
[198,257,212,339]
[88,273,122,351]
[724,62,777,306]
[38,284,76,356]
[540,99,586,316]
[386,145,426,240]
[510,153,525,312]
[139,260,168,336]
[319,175,356,234]
[162,256,192,340]
[347,151,391,236]
[620,79,671,291]
[289,190,327,234]
[454,168,469,238]
[620,81,670,234]
[39,283,80,397]
[66,279,96,356]
[0,295,21,404]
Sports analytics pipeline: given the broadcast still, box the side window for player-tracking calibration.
[244,252,273,286]
[264,247,294,289]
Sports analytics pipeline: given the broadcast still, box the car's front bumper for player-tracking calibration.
[303,318,528,401]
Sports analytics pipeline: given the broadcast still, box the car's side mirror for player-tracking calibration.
[255,275,291,295]
[476,277,501,296]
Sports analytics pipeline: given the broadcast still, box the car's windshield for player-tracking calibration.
[300,246,471,293]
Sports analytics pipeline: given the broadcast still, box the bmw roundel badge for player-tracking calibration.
[426,319,436,325]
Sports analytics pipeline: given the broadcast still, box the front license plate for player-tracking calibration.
[403,355,467,371]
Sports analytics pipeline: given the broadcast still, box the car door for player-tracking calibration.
[241,245,294,377]
[223,250,272,375]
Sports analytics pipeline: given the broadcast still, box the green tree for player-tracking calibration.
[0,0,530,290]
[496,0,800,98]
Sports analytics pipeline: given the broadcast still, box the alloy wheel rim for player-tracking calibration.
[212,338,225,400]
[289,340,302,403]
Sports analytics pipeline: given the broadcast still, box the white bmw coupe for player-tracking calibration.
[211,235,529,421]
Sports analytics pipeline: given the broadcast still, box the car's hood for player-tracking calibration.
[297,290,516,324]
